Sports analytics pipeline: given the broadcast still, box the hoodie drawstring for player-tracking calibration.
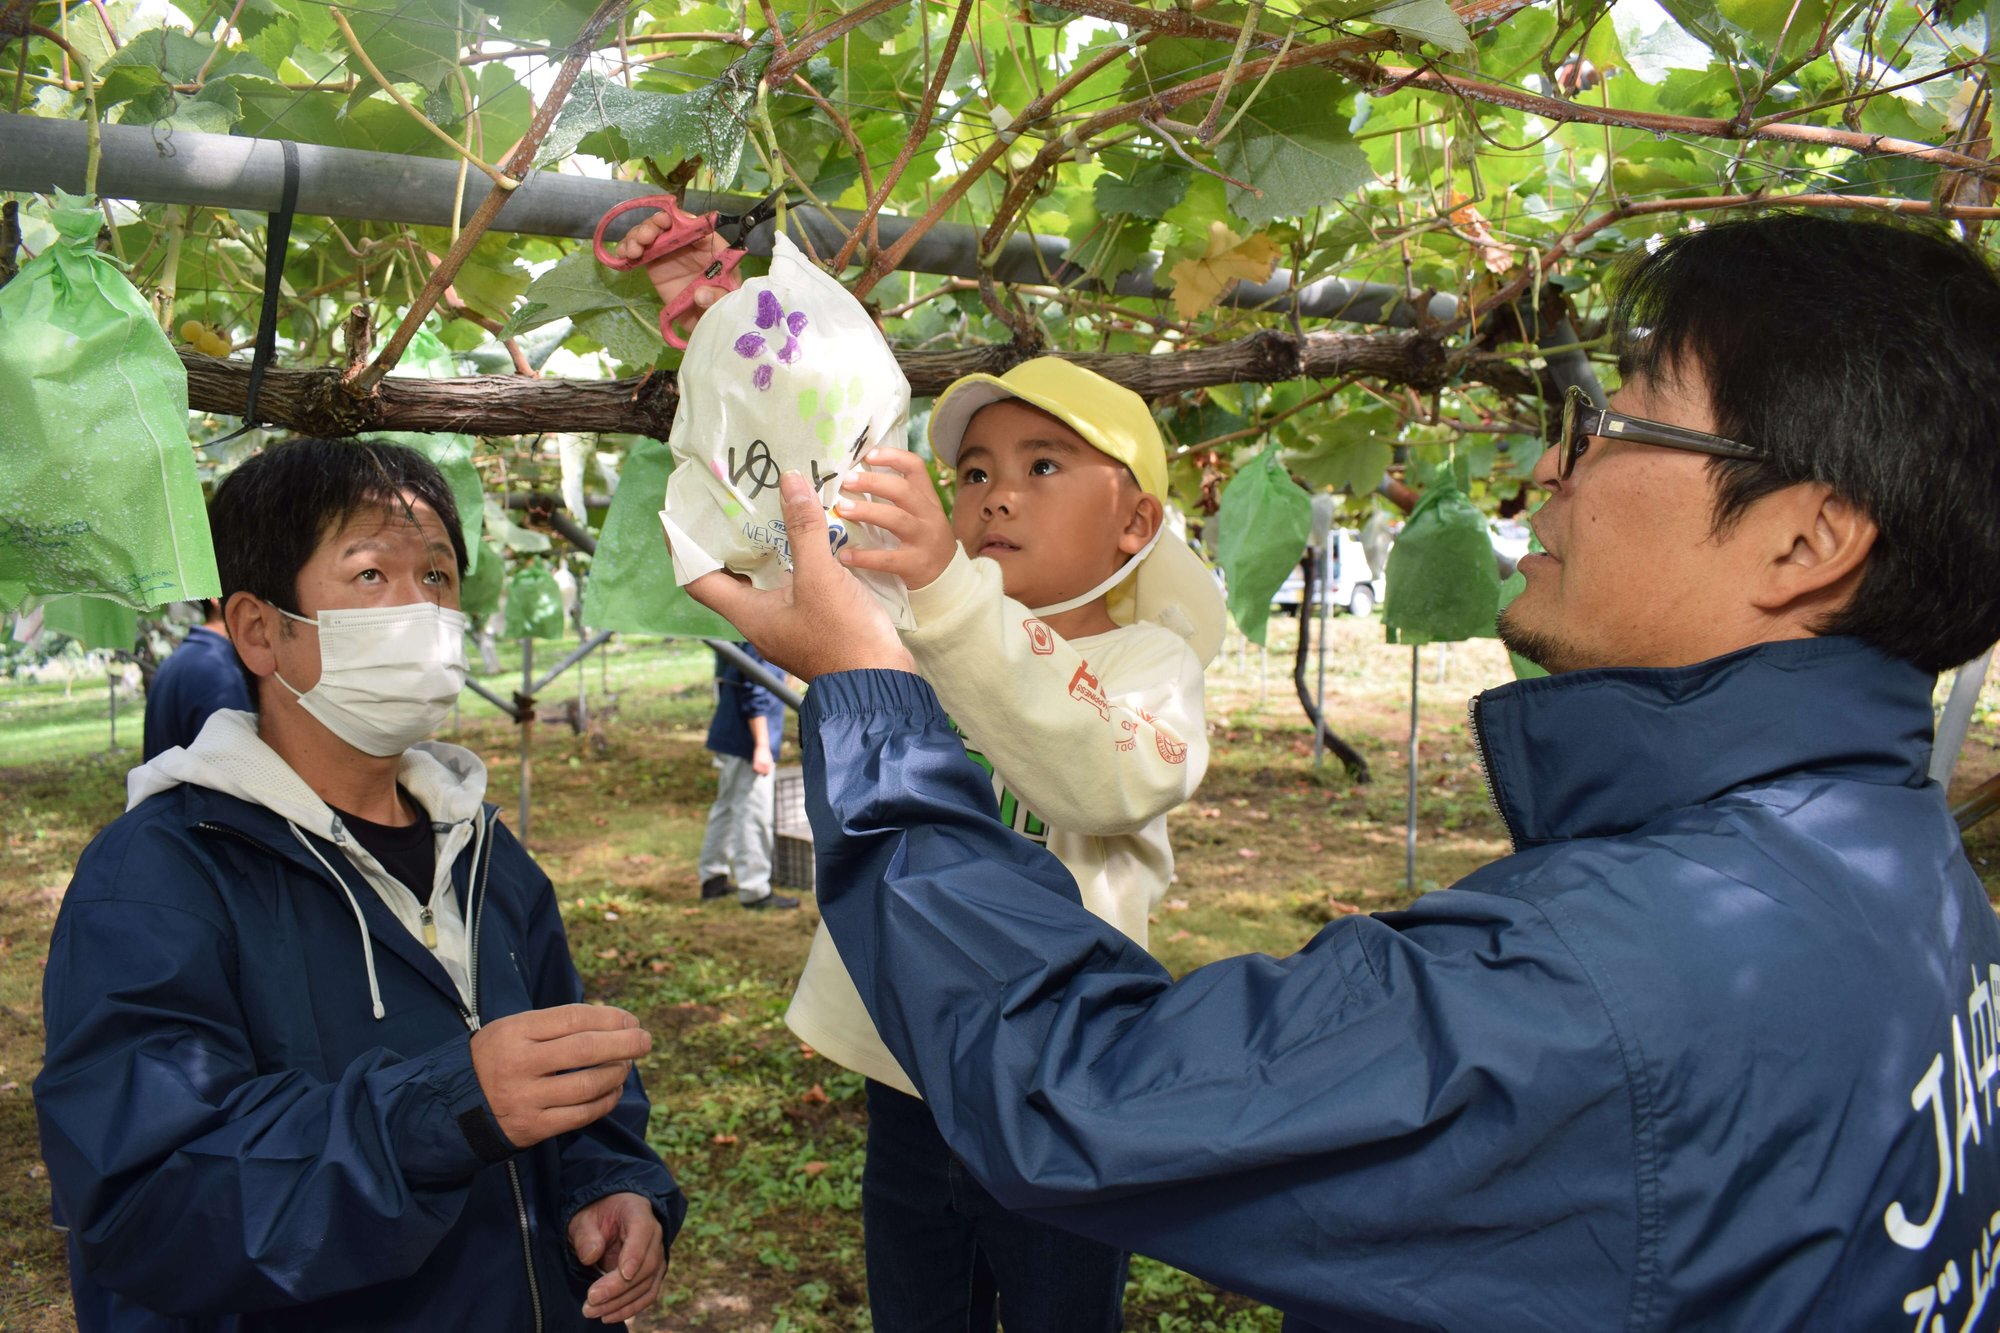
[289,823,387,1021]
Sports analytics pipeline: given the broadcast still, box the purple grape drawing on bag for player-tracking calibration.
[733,292,810,391]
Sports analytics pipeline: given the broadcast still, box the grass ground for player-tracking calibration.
[3,618,1997,1331]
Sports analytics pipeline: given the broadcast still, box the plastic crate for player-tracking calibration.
[773,831,815,892]
[774,767,809,834]
[772,768,814,891]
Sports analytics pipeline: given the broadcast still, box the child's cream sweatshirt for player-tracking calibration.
[785,547,1209,1095]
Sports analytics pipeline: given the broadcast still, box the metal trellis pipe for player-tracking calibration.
[1,115,1463,328]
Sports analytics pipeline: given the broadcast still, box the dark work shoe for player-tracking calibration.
[740,892,801,911]
[700,874,735,901]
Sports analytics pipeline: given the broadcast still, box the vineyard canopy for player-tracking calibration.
[2,0,1998,618]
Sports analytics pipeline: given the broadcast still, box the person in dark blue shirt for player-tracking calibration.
[141,600,251,760]
[699,641,797,909]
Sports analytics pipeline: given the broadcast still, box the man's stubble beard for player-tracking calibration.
[1496,604,1585,675]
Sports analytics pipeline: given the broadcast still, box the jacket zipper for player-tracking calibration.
[199,814,543,1333]
[460,815,544,1333]
[1466,697,1520,853]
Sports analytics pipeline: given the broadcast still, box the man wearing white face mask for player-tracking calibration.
[36,438,684,1333]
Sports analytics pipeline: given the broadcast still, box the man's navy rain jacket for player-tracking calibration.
[35,779,685,1331]
[800,636,2000,1331]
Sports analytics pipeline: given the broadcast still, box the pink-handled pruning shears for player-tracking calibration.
[592,188,786,350]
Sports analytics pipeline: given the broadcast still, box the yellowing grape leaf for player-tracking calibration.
[1167,222,1281,320]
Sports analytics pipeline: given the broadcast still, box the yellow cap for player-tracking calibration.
[928,358,1168,498]
[926,358,1226,666]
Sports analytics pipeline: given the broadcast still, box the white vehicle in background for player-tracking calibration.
[1489,518,1532,579]
[1273,528,1387,617]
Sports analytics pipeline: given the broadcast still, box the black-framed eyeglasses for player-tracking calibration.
[1557,384,1762,480]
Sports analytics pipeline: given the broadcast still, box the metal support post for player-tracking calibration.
[1313,546,1331,770]
[1406,647,1420,895]
[518,638,533,844]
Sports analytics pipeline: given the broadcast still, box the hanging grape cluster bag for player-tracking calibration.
[0,192,218,611]
[657,234,913,628]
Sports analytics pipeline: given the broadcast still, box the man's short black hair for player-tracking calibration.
[1612,213,2000,673]
[208,437,470,703]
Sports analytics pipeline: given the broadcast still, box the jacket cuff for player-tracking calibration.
[800,670,945,726]
[559,1178,688,1287]
[392,1033,516,1186]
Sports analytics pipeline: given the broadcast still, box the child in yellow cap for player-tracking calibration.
[788,358,1226,1331]
[624,216,1225,1326]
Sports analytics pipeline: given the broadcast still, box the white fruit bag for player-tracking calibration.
[659,234,913,628]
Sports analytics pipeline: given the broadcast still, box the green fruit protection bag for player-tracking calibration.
[460,540,505,625]
[504,564,566,641]
[580,435,733,638]
[0,192,219,611]
[1382,459,1502,646]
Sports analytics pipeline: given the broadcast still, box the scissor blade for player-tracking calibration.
[720,187,787,246]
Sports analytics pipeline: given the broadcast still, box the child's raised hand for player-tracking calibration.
[616,211,734,329]
[834,449,958,592]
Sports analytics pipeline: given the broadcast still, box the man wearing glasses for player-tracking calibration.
[690,215,2000,1330]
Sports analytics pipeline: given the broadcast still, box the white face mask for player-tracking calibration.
[273,602,469,757]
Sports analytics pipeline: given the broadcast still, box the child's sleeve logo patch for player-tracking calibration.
[1137,707,1188,764]
[1023,618,1055,655]
[1068,662,1110,719]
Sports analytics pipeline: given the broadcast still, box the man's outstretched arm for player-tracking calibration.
[687,474,1636,1330]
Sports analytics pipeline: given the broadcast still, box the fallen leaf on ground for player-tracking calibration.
[1167,928,1193,943]
[1238,848,1260,860]
[1327,897,1361,915]
[800,1160,828,1176]
[711,1133,738,1146]
[1164,898,1189,912]
[801,1084,829,1105]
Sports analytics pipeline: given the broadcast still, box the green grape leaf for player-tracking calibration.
[1373,0,1472,52]
[501,248,659,342]
[1093,161,1190,221]
[102,27,210,84]
[1211,72,1375,227]
[1287,418,1393,495]
[538,41,773,185]
[336,0,464,92]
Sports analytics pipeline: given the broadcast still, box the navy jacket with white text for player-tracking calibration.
[801,637,2000,1331]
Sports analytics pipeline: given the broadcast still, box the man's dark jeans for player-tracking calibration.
[863,1079,1129,1332]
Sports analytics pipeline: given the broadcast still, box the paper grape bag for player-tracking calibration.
[0,191,219,610]
[659,235,913,628]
